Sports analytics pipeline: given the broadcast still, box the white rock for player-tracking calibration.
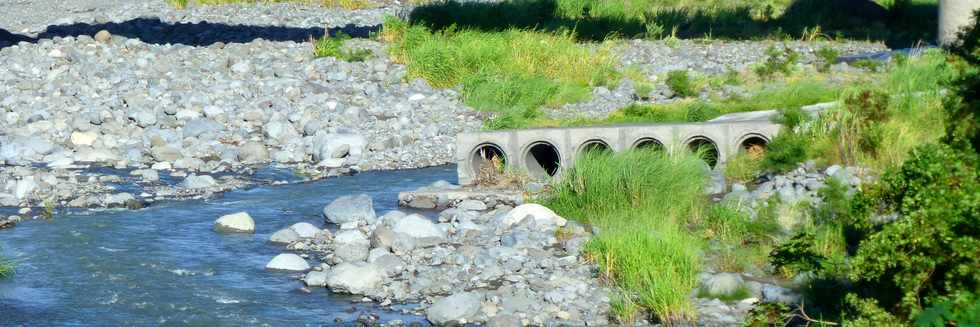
[70,131,98,146]
[391,214,447,249]
[214,212,255,233]
[427,292,483,325]
[501,204,567,228]
[333,230,370,262]
[326,262,384,295]
[270,228,300,244]
[290,222,321,239]
[304,270,329,287]
[265,253,310,272]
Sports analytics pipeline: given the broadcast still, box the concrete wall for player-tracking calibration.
[456,121,781,185]
[939,0,980,46]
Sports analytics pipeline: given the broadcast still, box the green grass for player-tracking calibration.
[787,49,952,170]
[543,149,707,322]
[384,17,618,129]
[312,33,372,61]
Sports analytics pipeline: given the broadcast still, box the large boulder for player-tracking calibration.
[426,292,483,325]
[290,222,321,239]
[500,204,567,229]
[332,230,370,262]
[265,253,310,272]
[703,273,745,297]
[214,212,255,233]
[304,270,329,287]
[391,214,446,251]
[238,141,270,163]
[326,262,384,295]
[323,194,376,225]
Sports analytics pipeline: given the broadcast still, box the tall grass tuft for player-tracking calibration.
[544,149,708,322]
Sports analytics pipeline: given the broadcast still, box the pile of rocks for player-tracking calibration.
[722,161,868,224]
[264,194,610,326]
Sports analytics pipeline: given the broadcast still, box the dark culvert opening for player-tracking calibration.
[524,142,561,178]
[471,143,506,176]
[688,137,720,168]
[740,136,768,159]
[579,140,612,156]
[634,138,664,152]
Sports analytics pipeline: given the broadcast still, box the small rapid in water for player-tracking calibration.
[0,166,457,326]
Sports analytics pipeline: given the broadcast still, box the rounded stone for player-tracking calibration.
[265,253,310,272]
[214,212,255,233]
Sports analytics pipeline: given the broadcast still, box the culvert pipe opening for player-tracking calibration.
[633,138,664,152]
[579,140,611,157]
[471,143,507,182]
[739,135,769,160]
[687,137,720,168]
[524,142,561,179]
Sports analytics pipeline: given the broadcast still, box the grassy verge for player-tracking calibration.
[542,149,707,323]
[312,33,373,61]
[762,49,952,173]
[384,17,619,130]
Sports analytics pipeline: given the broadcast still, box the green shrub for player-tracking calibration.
[754,46,799,79]
[761,131,809,173]
[313,33,372,61]
[816,47,840,72]
[723,150,762,184]
[666,70,697,98]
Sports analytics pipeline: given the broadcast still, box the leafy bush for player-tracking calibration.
[724,150,762,184]
[666,70,697,98]
[754,46,799,79]
[761,131,809,173]
[816,47,840,72]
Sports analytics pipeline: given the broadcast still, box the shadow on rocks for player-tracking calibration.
[1,18,381,50]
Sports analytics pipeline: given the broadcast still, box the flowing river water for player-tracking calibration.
[0,166,457,326]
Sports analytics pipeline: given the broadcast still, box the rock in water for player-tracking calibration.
[427,292,483,325]
[290,222,320,238]
[214,212,255,233]
[181,174,216,189]
[326,262,383,295]
[270,227,300,244]
[265,253,310,272]
[500,204,567,228]
[304,270,329,287]
[323,194,376,225]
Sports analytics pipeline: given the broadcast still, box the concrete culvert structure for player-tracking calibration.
[524,141,561,179]
[687,137,720,168]
[470,143,506,176]
[633,138,665,151]
[578,139,612,156]
[739,135,769,159]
